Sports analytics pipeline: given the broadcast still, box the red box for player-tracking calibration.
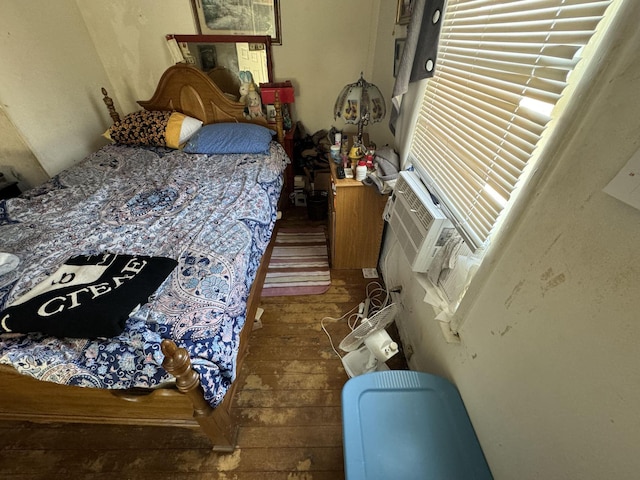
[259,81,295,104]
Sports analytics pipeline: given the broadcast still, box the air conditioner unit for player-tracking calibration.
[386,171,454,272]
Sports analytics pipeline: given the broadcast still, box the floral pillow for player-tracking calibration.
[106,110,203,148]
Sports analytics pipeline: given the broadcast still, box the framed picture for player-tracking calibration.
[396,0,413,25]
[198,45,217,70]
[265,104,276,123]
[192,0,282,45]
[394,38,406,77]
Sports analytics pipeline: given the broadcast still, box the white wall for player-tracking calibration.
[0,1,114,177]
[383,2,640,478]
[0,1,396,179]
[366,0,399,150]
[79,0,396,148]
[76,0,195,117]
[0,106,49,190]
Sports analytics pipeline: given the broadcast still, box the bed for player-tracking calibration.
[0,63,288,451]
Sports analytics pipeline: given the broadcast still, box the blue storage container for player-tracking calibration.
[341,370,493,479]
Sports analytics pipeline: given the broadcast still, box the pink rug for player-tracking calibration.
[261,227,331,297]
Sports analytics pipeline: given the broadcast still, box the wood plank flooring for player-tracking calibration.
[0,207,406,479]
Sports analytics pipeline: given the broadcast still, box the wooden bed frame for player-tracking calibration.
[0,63,286,451]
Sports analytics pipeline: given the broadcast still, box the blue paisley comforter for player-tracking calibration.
[0,142,287,407]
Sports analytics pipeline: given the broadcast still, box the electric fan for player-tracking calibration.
[339,303,399,377]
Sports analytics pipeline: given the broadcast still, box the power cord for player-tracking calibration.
[321,279,394,361]
[322,239,405,364]
[320,303,361,361]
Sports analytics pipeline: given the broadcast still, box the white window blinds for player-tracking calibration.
[408,0,613,250]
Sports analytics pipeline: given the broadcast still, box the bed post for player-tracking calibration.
[161,339,238,451]
[273,91,285,146]
[101,88,121,125]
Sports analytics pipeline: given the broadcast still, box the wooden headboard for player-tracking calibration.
[103,63,284,145]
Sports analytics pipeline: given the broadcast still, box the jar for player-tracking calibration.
[365,154,374,170]
[330,145,341,162]
[355,160,367,181]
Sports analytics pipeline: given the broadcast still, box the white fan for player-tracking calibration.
[339,303,399,378]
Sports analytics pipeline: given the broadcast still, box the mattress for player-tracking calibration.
[0,142,287,407]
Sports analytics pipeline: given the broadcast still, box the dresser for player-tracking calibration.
[327,160,388,269]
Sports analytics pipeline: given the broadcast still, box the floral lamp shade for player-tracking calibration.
[334,74,386,144]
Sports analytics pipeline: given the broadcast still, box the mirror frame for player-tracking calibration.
[169,34,273,83]
[190,0,282,45]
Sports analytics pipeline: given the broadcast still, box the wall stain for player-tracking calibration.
[540,268,566,296]
[540,268,554,281]
[542,233,563,256]
[504,280,525,309]
[500,325,512,336]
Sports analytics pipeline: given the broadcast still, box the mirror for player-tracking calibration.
[167,34,273,101]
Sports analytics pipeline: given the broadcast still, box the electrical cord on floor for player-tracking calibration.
[321,303,361,361]
[364,281,391,317]
[322,239,405,365]
[321,280,394,362]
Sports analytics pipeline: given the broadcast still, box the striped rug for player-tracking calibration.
[261,227,331,297]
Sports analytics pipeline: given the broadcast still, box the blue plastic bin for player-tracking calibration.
[341,370,493,479]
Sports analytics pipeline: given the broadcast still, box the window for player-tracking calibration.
[408,0,615,251]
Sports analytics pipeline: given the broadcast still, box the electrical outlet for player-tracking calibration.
[362,268,378,279]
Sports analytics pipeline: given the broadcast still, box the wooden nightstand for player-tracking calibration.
[0,181,21,200]
[328,160,388,269]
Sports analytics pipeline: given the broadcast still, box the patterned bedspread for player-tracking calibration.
[0,142,287,407]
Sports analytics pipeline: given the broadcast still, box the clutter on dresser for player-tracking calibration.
[362,146,400,194]
[260,80,295,131]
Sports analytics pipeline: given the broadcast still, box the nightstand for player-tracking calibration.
[0,181,20,200]
[328,160,388,269]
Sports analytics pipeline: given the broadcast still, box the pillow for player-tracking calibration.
[167,113,203,147]
[106,110,203,149]
[183,122,275,155]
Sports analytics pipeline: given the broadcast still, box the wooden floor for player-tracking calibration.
[0,207,406,479]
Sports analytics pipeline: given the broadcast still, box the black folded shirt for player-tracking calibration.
[0,253,177,339]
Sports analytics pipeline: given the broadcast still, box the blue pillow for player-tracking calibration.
[183,122,274,154]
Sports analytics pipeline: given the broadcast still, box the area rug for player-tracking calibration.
[261,226,331,297]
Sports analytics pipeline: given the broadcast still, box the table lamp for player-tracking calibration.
[334,74,386,146]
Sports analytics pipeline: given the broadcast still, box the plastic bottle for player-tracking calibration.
[365,153,374,170]
[355,160,367,181]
